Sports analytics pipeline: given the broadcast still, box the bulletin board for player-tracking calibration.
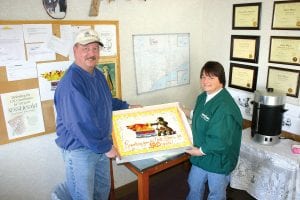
[0,20,122,145]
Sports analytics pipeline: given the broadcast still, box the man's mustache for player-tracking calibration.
[86,56,97,60]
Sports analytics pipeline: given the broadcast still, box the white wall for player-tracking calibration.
[0,133,63,200]
[0,0,299,199]
[201,0,300,106]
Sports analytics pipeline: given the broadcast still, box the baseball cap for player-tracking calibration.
[74,29,104,47]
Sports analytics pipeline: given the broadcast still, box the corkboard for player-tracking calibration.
[0,20,121,144]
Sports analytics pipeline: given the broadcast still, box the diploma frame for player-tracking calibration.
[267,66,300,97]
[229,63,258,92]
[230,35,260,63]
[232,2,261,30]
[271,1,300,30]
[268,36,300,66]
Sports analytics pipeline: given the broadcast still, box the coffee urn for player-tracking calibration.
[251,89,286,145]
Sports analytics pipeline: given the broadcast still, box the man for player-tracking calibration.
[182,61,243,200]
[54,29,130,200]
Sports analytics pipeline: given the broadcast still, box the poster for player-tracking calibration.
[1,88,45,140]
[133,33,190,94]
[37,61,72,101]
[112,102,192,163]
[96,60,119,98]
[94,24,117,57]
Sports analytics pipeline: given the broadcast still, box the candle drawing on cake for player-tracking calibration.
[126,117,176,138]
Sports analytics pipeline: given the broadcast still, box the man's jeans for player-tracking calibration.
[61,147,110,200]
[186,165,230,200]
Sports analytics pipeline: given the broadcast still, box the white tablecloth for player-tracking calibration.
[230,128,300,200]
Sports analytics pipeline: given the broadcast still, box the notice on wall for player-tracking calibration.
[1,88,45,140]
[0,25,26,66]
[94,25,117,57]
[6,61,38,81]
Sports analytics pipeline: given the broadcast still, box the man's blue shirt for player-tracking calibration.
[54,63,128,153]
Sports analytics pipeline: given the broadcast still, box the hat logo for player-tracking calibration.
[84,32,91,37]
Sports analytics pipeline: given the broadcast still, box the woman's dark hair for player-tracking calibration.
[200,61,226,87]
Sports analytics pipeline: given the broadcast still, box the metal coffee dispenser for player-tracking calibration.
[251,89,286,145]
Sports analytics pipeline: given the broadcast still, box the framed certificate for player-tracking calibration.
[232,2,261,30]
[272,1,300,30]
[269,36,300,66]
[267,66,300,97]
[230,35,260,63]
[229,63,258,92]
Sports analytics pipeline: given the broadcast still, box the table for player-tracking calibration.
[124,153,190,200]
[230,128,300,200]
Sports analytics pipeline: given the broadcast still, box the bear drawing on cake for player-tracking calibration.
[126,117,176,138]
[154,117,176,136]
